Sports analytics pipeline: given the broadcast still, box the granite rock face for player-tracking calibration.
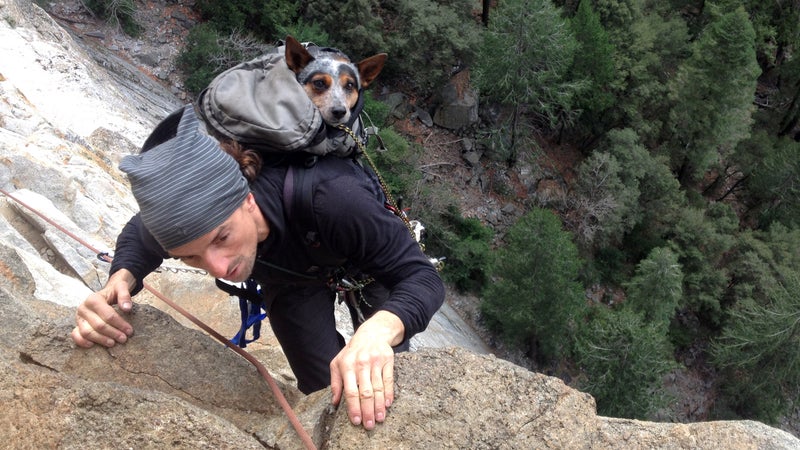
[1,1,799,448]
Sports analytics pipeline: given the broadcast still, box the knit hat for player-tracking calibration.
[120,105,250,250]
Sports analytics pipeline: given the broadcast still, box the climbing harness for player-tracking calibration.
[0,188,317,450]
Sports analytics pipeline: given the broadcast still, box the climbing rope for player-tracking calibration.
[0,187,317,450]
[337,123,417,239]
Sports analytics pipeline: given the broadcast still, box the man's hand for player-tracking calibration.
[329,310,405,430]
[71,269,137,348]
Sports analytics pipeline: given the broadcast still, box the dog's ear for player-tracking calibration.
[284,35,314,74]
[356,53,387,88]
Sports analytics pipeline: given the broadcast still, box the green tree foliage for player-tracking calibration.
[568,128,681,254]
[665,6,760,185]
[303,0,385,61]
[177,24,225,94]
[364,91,422,200]
[624,247,683,329]
[740,133,800,228]
[712,226,800,422]
[481,208,586,362]
[567,0,618,146]
[569,151,632,250]
[703,0,800,68]
[195,0,299,41]
[473,0,584,131]
[667,203,737,326]
[620,10,690,144]
[573,306,675,419]
[775,55,800,138]
[381,0,481,94]
[177,25,273,94]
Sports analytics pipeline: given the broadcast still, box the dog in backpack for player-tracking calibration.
[284,36,387,127]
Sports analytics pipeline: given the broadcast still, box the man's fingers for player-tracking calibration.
[70,326,96,348]
[358,366,377,430]
[75,314,118,347]
[330,361,344,406]
[75,297,132,346]
[342,370,362,426]
[382,361,395,408]
[371,365,387,423]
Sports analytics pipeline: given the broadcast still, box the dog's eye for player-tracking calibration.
[344,81,357,92]
[312,79,328,90]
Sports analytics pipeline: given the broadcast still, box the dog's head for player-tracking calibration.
[284,36,387,127]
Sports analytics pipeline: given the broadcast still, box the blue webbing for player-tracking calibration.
[230,279,267,348]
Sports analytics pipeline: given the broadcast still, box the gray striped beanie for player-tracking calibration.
[120,105,250,250]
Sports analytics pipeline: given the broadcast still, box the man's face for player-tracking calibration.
[167,194,265,282]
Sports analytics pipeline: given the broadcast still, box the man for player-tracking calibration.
[71,105,445,430]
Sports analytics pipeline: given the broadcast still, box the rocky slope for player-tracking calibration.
[1,0,799,448]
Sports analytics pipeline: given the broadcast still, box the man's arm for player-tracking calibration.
[316,166,446,429]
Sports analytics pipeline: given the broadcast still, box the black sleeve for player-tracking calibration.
[314,172,445,341]
[109,213,168,295]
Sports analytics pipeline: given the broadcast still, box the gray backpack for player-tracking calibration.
[197,43,366,157]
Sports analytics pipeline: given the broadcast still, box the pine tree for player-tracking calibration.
[481,208,586,362]
[665,6,761,185]
[624,247,683,329]
[568,0,618,146]
[574,306,675,419]
[473,0,584,137]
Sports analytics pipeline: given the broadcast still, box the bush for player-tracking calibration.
[195,0,299,41]
[82,0,141,36]
[422,205,493,293]
[177,24,225,94]
[177,25,273,94]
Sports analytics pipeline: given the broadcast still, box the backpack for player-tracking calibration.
[197,42,388,347]
[197,42,368,158]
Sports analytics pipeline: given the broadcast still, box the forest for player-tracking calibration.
[89,0,800,427]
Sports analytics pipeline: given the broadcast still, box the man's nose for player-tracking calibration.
[199,252,229,279]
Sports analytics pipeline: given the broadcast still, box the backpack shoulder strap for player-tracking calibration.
[283,158,348,269]
[284,157,319,248]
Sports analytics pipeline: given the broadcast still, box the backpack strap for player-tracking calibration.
[284,156,322,248]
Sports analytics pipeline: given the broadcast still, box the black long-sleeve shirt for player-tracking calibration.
[110,155,445,342]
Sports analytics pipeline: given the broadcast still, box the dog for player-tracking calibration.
[284,35,387,127]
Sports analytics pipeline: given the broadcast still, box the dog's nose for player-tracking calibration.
[331,107,347,120]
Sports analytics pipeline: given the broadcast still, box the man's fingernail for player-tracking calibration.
[118,334,127,343]
[122,302,132,310]
[352,416,361,426]
[376,412,385,422]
